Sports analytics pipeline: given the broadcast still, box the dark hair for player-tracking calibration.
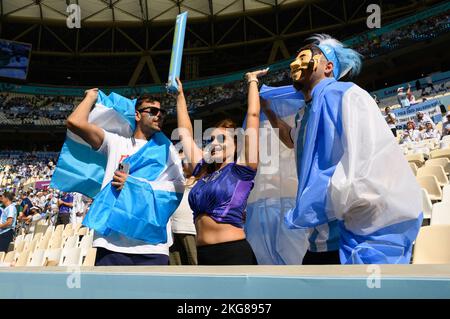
[3,191,15,202]
[135,94,160,110]
[195,118,238,181]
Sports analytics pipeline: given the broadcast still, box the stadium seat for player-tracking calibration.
[425,158,450,175]
[36,235,51,251]
[14,240,26,254]
[77,227,88,237]
[443,184,450,203]
[23,233,34,243]
[82,248,97,267]
[64,235,79,249]
[14,234,25,246]
[15,249,31,267]
[54,224,64,234]
[43,249,62,266]
[409,162,418,175]
[430,148,450,160]
[431,202,450,225]
[3,251,15,265]
[27,249,46,266]
[59,248,82,266]
[413,225,450,264]
[406,153,425,167]
[24,234,43,252]
[79,233,94,255]
[416,176,442,201]
[48,232,63,249]
[421,188,433,219]
[62,228,75,242]
[34,223,49,236]
[416,165,449,187]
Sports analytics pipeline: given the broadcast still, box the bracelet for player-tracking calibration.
[247,79,259,85]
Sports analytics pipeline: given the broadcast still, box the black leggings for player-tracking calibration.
[197,239,257,265]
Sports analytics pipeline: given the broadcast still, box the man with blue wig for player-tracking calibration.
[261,34,423,264]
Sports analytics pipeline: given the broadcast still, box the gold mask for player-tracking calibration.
[290,49,321,81]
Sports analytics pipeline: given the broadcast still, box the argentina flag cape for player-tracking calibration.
[50,91,136,198]
[245,85,308,265]
[83,131,185,244]
[284,77,423,264]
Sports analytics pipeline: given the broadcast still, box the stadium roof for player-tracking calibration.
[2,0,301,24]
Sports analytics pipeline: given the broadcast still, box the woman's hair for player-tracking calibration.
[194,118,238,181]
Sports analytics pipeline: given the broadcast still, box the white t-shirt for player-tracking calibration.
[170,184,196,235]
[93,130,173,255]
[384,113,397,129]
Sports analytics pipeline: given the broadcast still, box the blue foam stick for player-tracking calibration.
[167,11,188,93]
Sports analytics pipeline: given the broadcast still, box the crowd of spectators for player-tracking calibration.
[0,12,448,125]
[0,152,91,238]
[354,12,450,59]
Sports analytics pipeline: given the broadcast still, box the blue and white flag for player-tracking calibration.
[245,85,308,265]
[83,132,185,244]
[51,90,185,244]
[50,91,136,198]
[282,78,423,264]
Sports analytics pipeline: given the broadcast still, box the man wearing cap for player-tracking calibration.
[421,121,441,140]
[400,121,421,144]
[397,87,410,108]
[415,111,433,128]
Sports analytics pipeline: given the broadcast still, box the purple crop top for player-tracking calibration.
[188,160,257,228]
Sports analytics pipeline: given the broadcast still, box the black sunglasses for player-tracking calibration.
[139,106,167,118]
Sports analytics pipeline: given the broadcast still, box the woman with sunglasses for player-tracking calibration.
[174,68,268,265]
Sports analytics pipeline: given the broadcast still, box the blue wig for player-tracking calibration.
[308,34,362,80]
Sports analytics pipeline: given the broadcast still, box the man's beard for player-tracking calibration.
[293,80,303,91]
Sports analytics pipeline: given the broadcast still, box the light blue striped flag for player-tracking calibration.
[245,85,309,265]
[51,90,185,244]
[50,90,136,198]
[82,131,185,244]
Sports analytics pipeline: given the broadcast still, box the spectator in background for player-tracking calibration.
[0,192,17,253]
[18,192,32,223]
[406,84,416,104]
[384,107,398,137]
[70,192,85,225]
[421,121,441,140]
[56,192,73,226]
[442,111,450,137]
[415,79,421,92]
[169,150,197,265]
[397,87,410,107]
[400,121,421,144]
[415,111,433,128]
[425,75,437,94]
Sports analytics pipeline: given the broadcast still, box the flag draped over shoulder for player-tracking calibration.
[83,132,185,244]
[51,90,185,244]
[281,78,423,264]
[245,85,308,265]
[50,91,136,198]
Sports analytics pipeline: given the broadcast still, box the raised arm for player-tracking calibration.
[261,100,294,149]
[175,78,203,171]
[66,88,105,150]
[243,68,269,169]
